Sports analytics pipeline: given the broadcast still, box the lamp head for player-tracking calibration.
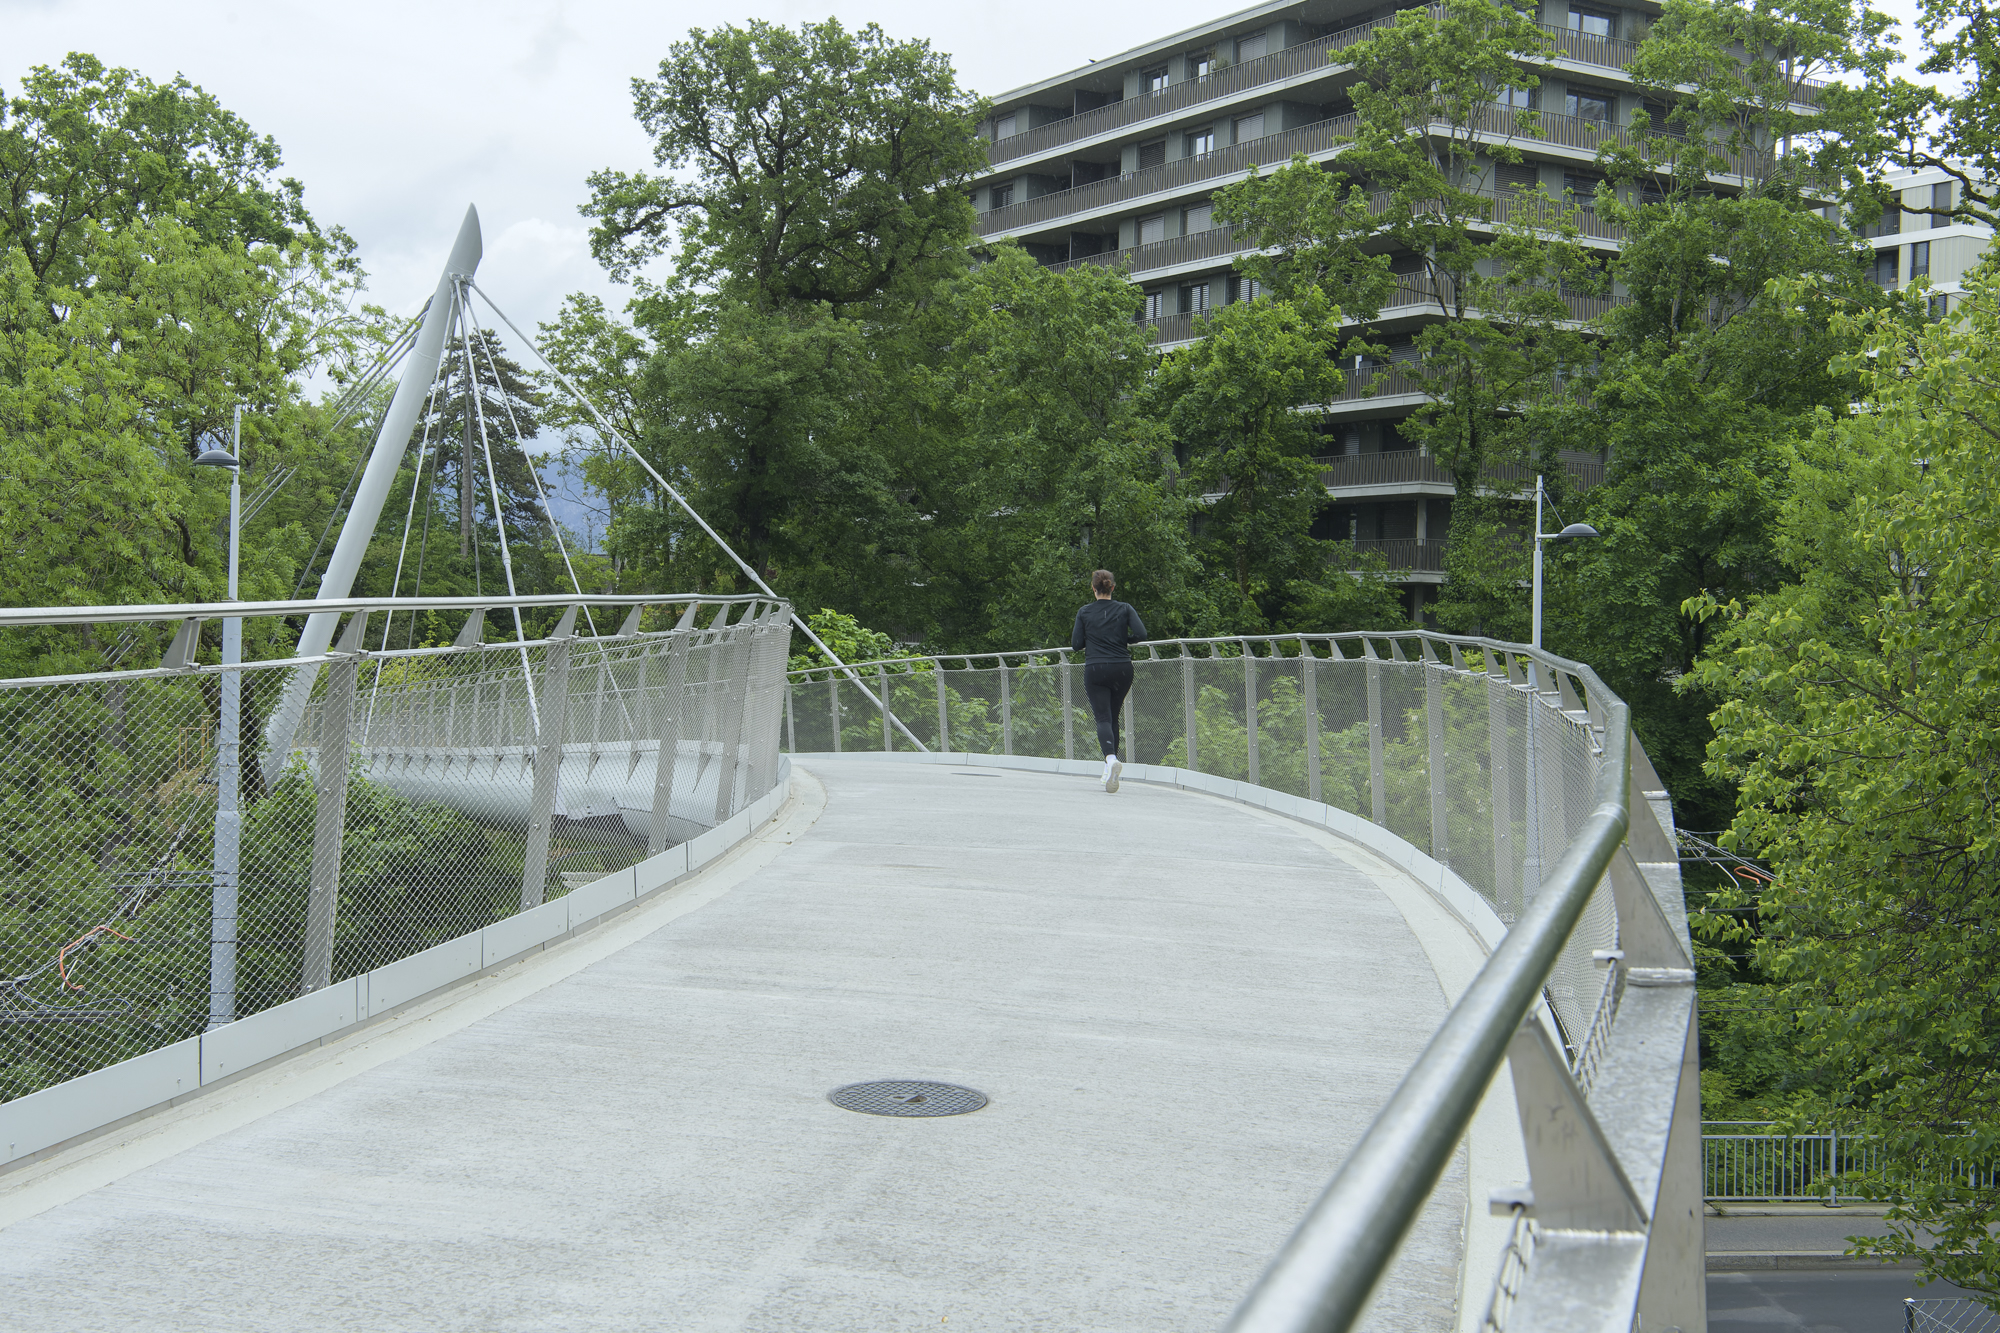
[1554,522,1600,539]
[192,447,240,469]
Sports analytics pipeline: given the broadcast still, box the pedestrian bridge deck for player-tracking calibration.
[0,756,1502,1332]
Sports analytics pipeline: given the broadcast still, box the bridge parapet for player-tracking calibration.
[787,631,1702,1333]
[0,594,789,1107]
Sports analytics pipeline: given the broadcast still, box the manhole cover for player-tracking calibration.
[828,1080,988,1118]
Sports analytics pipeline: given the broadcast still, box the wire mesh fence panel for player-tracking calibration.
[1439,668,1500,906]
[1907,1301,2000,1333]
[1127,655,1188,767]
[1313,653,1374,818]
[1375,658,1432,858]
[1,597,789,1106]
[936,665,1007,755]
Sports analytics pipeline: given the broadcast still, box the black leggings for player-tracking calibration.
[1083,661,1135,759]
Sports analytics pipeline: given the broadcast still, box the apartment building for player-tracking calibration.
[1853,165,1993,313]
[971,0,1675,616]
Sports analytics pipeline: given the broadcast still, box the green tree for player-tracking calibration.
[0,53,345,290]
[576,19,987,601]
[1688,266,2000,1299]
[1152,291,1405,634]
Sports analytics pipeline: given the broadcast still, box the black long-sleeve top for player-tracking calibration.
[1071,599,1148,663]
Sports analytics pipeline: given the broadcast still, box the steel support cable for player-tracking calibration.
[379,350,450,653]
[456,282,539,728]
[467,322,647,743]
[466,281,928,753]
[288,310,428,599]
[467,311,598,636]
[361,358,450,742]
[1222,708,1634,1333]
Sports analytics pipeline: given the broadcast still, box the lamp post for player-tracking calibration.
[193,409,243,1030]
[1530,473,1600,650]
[1521,473,1600,906]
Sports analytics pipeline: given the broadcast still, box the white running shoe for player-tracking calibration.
[1105,755,1123,793]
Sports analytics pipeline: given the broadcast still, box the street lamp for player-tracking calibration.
[193,407,243,1030]
[1530,473,1600,650]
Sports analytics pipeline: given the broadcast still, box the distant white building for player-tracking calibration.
[1852,166,1992,314]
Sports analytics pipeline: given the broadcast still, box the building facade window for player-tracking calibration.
[1179,282,1211,314]
[1912,240,1931,277]
[1235,113,1265,143]
[1563,172,1606,204]
[1237,30,1268,61]
[1142,65,1169,93]
[1566,90,1613,122]
[994,113,1017,140]
[1188,49,1217,80]
[1184,202,1214,233]
[1138,213,1165,246]
[1495,85,1533,110]
[1859,203,1900,238]
[990,183,1014,209]
[1139,291,1163,322]
[1230,275,1264,303]
[1568,6,1616,37]
[1931,293,1951,318]
[1871,248,1899,287]
[1933,181,1953,226]
[1137,139,1166,170]
[1186,129,1215,157]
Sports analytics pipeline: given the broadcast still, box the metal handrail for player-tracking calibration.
[0,592,761,630]
[1225,695,1629,1333]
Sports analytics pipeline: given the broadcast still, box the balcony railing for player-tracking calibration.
[1340,537,1449,572]
[1315,449,1606,492]
[980,107,1761,237]
[1042,191,1626,282]
[1141,276,1625,345]
[986,14,1665,170]
[987,17,1399,169]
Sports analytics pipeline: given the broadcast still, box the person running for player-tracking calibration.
[1071,569,1147,793]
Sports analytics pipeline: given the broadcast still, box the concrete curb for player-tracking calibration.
[1707,1251,1926,1271]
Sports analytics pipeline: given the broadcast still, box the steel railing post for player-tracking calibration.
[713,623,753,822]
[1124,675,1136,764]
[302,651,358,993]
[1303,643,1322,805]
[1245,647,1260,787]
[879,665,893,753]
[1062,652,1074,761]
[648,627,692,854]
[829,675,841,754]
[1001,660,1014,755]
[521,633,572,909]
[784,679,796,754]
[1488,665,1517,919]
[936,667,950,752]
[1183,650,1198,770]
[1425,657,1447,863]
[1366,644,1385,825]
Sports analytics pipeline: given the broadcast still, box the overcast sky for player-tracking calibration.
[6,0,1945,337]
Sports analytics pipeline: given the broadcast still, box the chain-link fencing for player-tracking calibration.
[1909,1300,2000,1333]
[1,595,789,1104]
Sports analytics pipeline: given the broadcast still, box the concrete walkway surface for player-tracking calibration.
[0,758,1486,1333]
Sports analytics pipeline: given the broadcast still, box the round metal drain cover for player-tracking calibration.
[828,1080,988,1118]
